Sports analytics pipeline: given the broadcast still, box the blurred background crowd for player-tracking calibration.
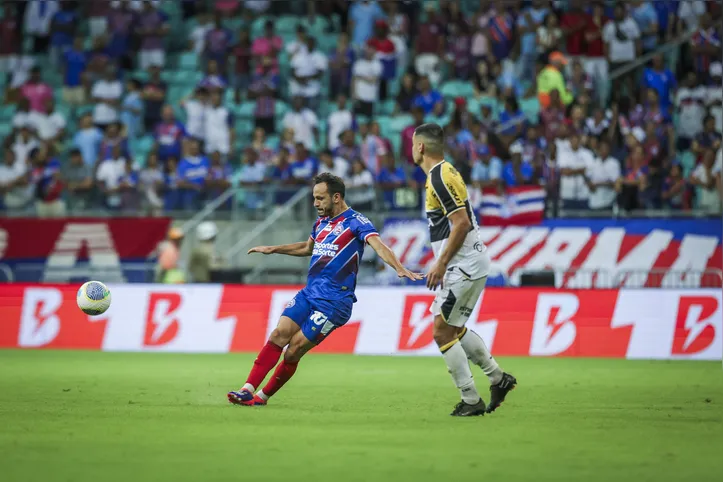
[0,0,721,218]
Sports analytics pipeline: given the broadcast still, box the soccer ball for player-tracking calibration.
[76,281,112,316]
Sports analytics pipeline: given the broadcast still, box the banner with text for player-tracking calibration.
[379,218,722,288]
[1,284,720,360]
[0,218,171,283]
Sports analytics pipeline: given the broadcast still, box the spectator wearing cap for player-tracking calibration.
[203,90,234,158]
[503,142,536,188]
[351,45,383,118]
[706,63,723,132]
[537,52,573,109]
[136,0,169,70]
[349,0,385,48]
[471,145,503,193]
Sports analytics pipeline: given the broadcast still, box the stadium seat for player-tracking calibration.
[178,52,199,71]
[440,81,475,99]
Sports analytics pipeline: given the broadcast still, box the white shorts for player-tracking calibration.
[430,269,487,327]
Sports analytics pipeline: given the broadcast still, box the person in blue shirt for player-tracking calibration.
[50,1,77,67]
[497,96,527,140]
[72,114,104,168]
[289,143,318,185]
[120,79,144,141]
[516,2,549,82]
[154,105,187,162]
[471,145,503,191]
[177,139,210,210]
[652,0,679,41]
[163,156,180,211]
[630,0,659,53]
[349,0,386,47]
[412,76,443,115]
[502,143,536,187]
[641,55,677,113]
[62,37,87,108]
[377,152,407,209]
[205,151,233,207]
[228,172,420,407]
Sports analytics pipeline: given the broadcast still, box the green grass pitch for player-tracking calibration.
[1,351,722,482]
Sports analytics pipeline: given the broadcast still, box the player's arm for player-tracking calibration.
[437,208,471,268]
[248,238,314,257]
[366,235,422,281]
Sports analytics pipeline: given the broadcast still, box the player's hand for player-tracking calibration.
[426,261,446,291]
[248,246,275,255]
[396,266,424,282]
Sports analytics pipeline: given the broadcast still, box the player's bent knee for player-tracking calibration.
[269,328,291,347]
[432,317,458,348]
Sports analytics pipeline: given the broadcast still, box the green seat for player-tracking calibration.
[388,115,413,132]
[440,81,475,99]
[274,102,289,118]
[0,104,16,121]
[276,16,301,34]
[519,97,541,123]
[131,136,155,158]
[178,51,199,71]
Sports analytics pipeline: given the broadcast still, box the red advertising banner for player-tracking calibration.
[1,284,720,360]
[0,218,171,282]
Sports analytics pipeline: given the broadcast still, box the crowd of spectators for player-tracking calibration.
[0,0,721,217]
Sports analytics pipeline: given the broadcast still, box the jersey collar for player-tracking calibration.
[329,207,352,222]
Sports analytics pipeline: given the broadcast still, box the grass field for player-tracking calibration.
[1,351,722,482]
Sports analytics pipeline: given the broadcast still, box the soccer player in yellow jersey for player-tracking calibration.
[412,123,517,416]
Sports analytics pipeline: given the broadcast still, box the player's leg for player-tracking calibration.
[253,299,350,405]
[431,275,485,416]
[227,292,308,405]
[454,277,517,413]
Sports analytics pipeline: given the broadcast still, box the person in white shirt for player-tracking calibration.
[288,36,328,110]
[326,94,354,150]
[677,0,707,32]
[603,5,641,64]
[281,97,319,150]
[317,149,349,179]
[188,11,213,54]
[346,158,376,210]
[285,25,308,61]
[690,148,722,213]
[11,126,40,170]
[181,87,208,141]
[585,138,621,210]
[0,148,33,211]
[11,98,33,131]
[675,71,707,148]
[28,98,66,143]
[557,131,594,209]
[352,46,383,118]
[91,66,124,129]
[23,0,59,54]
[706,63,723,133]
[204,90,234,157]
[96,144,129,209]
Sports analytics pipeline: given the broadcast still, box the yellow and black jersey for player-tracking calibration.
[425,161,490,279]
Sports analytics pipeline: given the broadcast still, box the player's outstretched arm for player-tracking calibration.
[248,238,314,257]
[366,235,424,282]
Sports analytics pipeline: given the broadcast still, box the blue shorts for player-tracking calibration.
[281,290,353,344]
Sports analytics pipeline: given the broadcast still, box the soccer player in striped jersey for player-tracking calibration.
[412,123,517,416]
[228,173,421,406]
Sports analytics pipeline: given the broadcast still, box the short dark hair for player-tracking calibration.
[413,123,445,156]
[313,172,346,199]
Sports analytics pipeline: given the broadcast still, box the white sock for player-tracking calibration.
[242,383,255,392]
[459,328,503,385]
[441,341,480,404]
[256,390,269,401]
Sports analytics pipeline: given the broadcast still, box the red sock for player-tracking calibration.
[260,360,299,397]
[245,341,283,389]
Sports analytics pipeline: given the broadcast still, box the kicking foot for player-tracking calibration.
[486,373,517,413]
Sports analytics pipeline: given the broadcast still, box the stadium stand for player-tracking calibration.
[0,0,721,219]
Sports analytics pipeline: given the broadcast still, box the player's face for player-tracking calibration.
[411,133,423,166]
[313,183,335,217]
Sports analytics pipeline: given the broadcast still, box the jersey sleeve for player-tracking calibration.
[351,213,379,244]
[430,164,468,216]
[309,218,321,241]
